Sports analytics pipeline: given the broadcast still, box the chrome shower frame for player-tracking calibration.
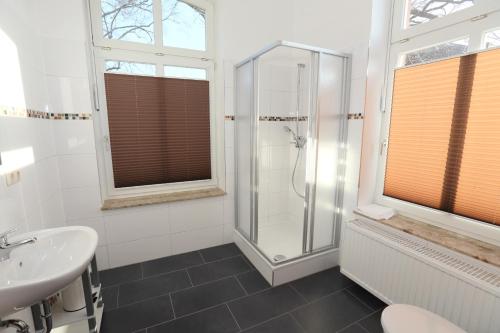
[233,40,352,266]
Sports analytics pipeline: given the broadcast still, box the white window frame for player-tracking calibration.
[89,0,214,59]
[375,1,500,245]
[88,0,220,200]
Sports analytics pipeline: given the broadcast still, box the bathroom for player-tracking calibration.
[0,0,499,332]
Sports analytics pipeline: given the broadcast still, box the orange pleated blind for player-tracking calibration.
[104,73,211,188]
[384,48,500,227]
[453,49,500,225]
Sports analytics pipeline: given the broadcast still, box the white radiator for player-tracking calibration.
[341,218,500,333]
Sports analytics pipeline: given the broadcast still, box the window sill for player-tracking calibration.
[353,211,500,268]
[101,187,226,210]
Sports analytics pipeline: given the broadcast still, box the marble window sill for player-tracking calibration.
[354,211,500,268]
[101,187,226,210]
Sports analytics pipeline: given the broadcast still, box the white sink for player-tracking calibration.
[0,226,98,316]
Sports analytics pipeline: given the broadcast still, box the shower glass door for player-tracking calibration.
[254,46,314,262]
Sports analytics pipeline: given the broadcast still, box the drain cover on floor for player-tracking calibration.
[273,254,287,262]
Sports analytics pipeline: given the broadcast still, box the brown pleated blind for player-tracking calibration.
[104,73,211,188]
[384,48,500,226]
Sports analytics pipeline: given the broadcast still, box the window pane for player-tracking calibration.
[406,0,474,27]
[402,38,469,66]
[105,60,156,75]
[385,48,500,227]
[484,29,500,49]
[164,66,207,79]
[162,0,206,51]
[101,0,154,44]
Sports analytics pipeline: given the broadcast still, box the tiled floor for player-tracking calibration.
[99,243,386,333]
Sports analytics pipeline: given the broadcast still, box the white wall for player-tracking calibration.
[0,1,65,236]
[0,0,372,272]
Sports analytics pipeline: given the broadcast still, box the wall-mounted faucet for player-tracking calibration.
[0,228,37,262]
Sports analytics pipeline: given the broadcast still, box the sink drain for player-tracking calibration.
[273,254,287,262]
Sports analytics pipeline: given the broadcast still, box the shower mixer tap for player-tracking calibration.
[283,125,306,148]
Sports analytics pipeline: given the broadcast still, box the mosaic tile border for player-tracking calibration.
[1,105,92,120]
[348,113,364,120]
[225,113,364,121]
[224,115,308,121]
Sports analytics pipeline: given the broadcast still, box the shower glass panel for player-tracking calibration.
[234,41,351,265]
[310,53,348,251]
[235,60,254,239]
[255,47,313,261]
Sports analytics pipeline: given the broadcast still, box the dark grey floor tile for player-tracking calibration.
[102,286,118,312]
[241,314,304,333]
[236,270,270,294]
[290,266,354,302]
[337,323,368,333]
[346,284,386,311]
[199,243,242,262]
[359,310,384,333]
[292,289,372,333]
[188,256,251,285]
[148,305,239,333]
[142,251,204,277]
[100,295,173,333]
[118,270,191,306]
[171,277,245,317]
[100,263,142,287]
[228,285,305,329]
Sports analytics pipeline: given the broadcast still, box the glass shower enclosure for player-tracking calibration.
[234,41,351,266]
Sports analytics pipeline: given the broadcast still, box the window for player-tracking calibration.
[377,1,500,239]
[101,0,155,44]
[384,48,500,227]
[405,0,474,27]
[402,38,469,65]
[483,29,500,48]
[162,0,206,51]
[89,0,217,199]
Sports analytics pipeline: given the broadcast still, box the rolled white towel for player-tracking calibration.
[355,204,396,220]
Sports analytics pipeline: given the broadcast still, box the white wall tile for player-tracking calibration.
[104,205,170,244]
[35,156,61,198]
[62,186,102,221]
[58,154,99,189]
[53,120,96,155]
[95,245,110,270]
[171,225,224,255]
[108,234,171,268]
[41,37,89,78]
[223,224,234,244]
[169,197,223,233]
[40,192,66,228]
[46,75,92,114]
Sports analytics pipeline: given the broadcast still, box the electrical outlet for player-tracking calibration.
[5,170,20,186]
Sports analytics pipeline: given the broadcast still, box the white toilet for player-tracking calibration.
[381,304,467,333]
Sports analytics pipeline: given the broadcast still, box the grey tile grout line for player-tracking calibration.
[233,274,249,296]
[185,268,194,287]
[225,303,243,332]
[198,250,207,263]
[287,283,309,304]
[336,323,367,333]
[289,312,308,333]
[334,308,381,333]
[344,288,382,312]
[168,293,176,319]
